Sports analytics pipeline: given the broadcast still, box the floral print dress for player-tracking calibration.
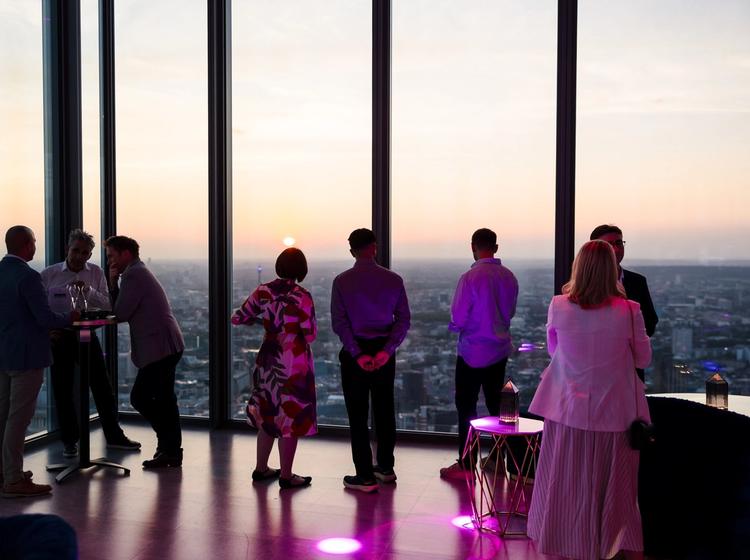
[233,278,317,438]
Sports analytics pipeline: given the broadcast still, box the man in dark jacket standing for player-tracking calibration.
[591,224,658,381]
[0,226,74,497]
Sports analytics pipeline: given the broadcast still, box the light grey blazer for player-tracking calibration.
[113,260,184,369]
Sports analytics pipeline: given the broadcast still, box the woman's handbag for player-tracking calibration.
[627,304,656,450]
[628,417,656,450]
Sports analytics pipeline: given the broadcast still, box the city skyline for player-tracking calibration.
[106,259,750,434]
[26,256,750,436]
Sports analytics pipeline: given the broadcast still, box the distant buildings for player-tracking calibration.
[33,260,747,436]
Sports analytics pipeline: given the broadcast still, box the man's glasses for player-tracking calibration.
[607,240,626,248]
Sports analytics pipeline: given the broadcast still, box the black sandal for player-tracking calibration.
[279,474,312,489]
[252,467,281,482]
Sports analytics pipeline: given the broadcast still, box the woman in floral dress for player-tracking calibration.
[231,248,317,489]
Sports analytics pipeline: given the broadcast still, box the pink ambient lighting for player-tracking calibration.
[451,515,475,530]
[316,538,363,554]
[517,342,538,353]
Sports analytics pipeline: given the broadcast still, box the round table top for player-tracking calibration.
[649,393,750,418]
[72,316,117,328]
[469,416,544,436]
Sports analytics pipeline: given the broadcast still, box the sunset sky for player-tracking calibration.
[1,0,748,265]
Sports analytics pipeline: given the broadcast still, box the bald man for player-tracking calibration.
[0,226,75,498]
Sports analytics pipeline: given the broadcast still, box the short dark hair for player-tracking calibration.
[67,228,95,251]
[348,228,376,251]
[104,235,140,258]
[275,248,308,282]
[4,225,33,253]
[590,224,623,240]
[471,228,497,251]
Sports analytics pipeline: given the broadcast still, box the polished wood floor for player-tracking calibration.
[0,422,560,560]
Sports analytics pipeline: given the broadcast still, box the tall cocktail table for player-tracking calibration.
[46,318,130,483]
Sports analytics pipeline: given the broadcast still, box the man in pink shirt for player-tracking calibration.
[440,228,518,479]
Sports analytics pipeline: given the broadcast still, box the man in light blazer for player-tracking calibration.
[0,226,75,497]
[105,235,185,468]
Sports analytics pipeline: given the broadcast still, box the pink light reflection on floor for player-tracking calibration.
[316,538,363,554]
[451,515,476,530]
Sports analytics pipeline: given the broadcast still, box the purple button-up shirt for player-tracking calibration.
[331,259,410,357]
[449,258,518,368]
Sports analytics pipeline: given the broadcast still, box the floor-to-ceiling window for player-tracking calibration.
[230,1,372,424]
[391,1,558,432]
[577,0,750,395]
[115,0,209,416]
[0,1,50,436]
[16,0,749,435]
[81,0,101,265]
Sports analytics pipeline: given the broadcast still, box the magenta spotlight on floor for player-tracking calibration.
[451,515,476,530]
[316,538,363,554]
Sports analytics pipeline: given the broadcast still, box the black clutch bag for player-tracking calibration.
[628,419,655,450]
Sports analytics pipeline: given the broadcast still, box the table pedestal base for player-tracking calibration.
[47,320,131,484]
[46,457,130,483]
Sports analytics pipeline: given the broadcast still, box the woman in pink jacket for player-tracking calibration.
[528,240,652,560]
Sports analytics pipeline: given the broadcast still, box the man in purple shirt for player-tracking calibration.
[331,228,410,493]
[440,228,518,479]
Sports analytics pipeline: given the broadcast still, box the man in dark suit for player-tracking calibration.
[591,224,658,381]
[105,236,185,468]
[0,226,75,498]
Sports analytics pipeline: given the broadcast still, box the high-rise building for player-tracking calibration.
[672,326,694,360]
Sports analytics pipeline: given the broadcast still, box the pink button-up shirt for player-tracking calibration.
[529,295,652,432]
[448,258,518,368]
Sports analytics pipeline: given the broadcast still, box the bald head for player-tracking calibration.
[5,226,36,261]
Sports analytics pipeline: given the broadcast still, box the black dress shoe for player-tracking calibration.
[279,475,312,489]
[142,449,183,469]
[107,436,142,451]
[252,467,281,482]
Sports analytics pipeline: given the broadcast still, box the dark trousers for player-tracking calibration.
[50,330,123,445]
[130,352,182,454]
[455,355,507,465]
[340,338,396,479]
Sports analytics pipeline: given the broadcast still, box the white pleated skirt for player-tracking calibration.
[527,420,644,560]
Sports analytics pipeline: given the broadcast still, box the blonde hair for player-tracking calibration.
[563,240,626,308]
